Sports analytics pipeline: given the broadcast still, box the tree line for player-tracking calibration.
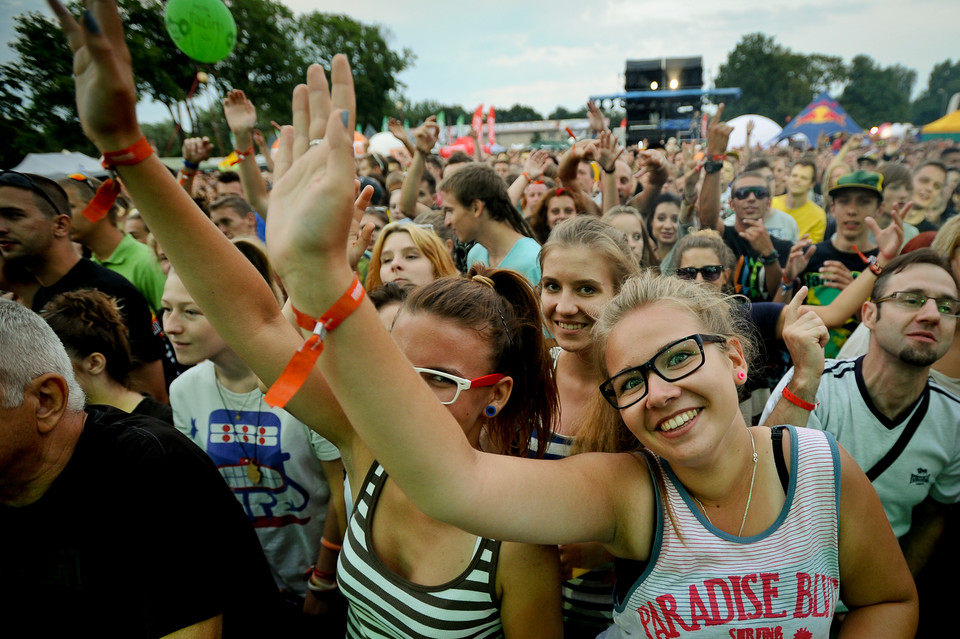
[2,4,958,168]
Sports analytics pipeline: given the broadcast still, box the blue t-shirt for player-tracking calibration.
[466,236,541,286]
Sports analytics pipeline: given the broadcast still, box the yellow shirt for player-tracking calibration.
[771,195,827,243]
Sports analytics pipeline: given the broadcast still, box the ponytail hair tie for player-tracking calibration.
[472,274,496,289]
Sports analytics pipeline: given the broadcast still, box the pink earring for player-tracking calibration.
[736,371,747,381]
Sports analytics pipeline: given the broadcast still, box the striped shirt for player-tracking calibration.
[606,426,840,638]
[338,462,504,638]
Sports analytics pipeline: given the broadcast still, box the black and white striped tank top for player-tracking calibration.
[338,461,504,638]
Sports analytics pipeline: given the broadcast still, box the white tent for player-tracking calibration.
[725,114,782,150]
[12,151,107,178]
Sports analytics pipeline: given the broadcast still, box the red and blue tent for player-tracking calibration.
[770,92,862,144]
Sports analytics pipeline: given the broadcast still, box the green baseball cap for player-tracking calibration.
[828,169,884,197]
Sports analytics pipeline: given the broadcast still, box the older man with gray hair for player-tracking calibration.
[0,299,280,638]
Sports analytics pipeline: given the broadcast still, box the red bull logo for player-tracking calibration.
[794,101,847,126]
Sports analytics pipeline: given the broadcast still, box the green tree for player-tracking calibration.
[839,55,915,127]
[214,0,306,130]
[912,59,960,125]
[497,104,544,122]
[390,98,469,130]
[0,8,95,166]
[548,105,588,120]
[714,33,847,123]
[297,12,413,133]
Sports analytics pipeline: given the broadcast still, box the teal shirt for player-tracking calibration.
[93,234,166,314]
[466,236,542,286]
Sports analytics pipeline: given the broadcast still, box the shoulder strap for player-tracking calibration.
[771,426,789,494]
[866,390,931,481]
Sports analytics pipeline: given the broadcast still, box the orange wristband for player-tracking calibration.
[782,387,819,411]
[229,146,255,166]
[265,277,366,408]
[79,137,154,223]
[101,136,154,169]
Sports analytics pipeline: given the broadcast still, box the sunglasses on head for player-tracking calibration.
[732,185,770,200]
[676,265,725,281]
[0,170,62,214]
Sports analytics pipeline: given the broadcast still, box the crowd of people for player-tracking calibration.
[2,1,959,637]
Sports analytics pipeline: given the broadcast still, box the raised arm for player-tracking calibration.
[508,149,549,206]
[396,116,437,219]
[178,136,213,194]
[223,89,270,215]
[698,105,731,232]
[263,54,647,552]
[49,0,353,447]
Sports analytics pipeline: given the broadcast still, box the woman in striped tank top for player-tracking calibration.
[266,95,920,635]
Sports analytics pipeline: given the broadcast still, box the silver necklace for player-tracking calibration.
[693,429,758,537]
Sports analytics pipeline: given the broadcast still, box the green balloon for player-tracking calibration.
[164,0,237,64]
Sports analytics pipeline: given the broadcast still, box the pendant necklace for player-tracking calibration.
[215,377,264,484]
[693,429,758,537]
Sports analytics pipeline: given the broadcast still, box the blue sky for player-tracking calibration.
[3,0,957,124]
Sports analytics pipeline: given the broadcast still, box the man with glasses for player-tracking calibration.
[0,170,166,401]
[762,249,960,578]
[788,170,888,357]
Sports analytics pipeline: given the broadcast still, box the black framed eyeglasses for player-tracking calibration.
[732,185,770,200]
[676,265,724,282]
[874,291,960,317]
[599,334,727,409]
[0,170,62,214]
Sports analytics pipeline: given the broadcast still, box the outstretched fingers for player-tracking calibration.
[291,84,310,159]
[307,63,332,142]
[330,55,356,133]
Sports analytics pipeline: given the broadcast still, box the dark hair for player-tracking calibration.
[360,153,387,175]
[528,188,586,244]
[14,173,71,219]
[363,206,390,227]
[743,158,772,173]
[914,159,948,179]
[367,281,414,310]
[216,172,241,184]
[647,193,682,243]
[871,248,958,305]
[878,162,913,192]
[439,163,535,238]
[209,194,255,216]
[425,154,445,173]
[41,289,133,385]
[232,237,284,303]
[420,170,436,194]
[400,265,559,458]
[939,147,960,161]
[730,170,769,193]
[446,151,473,166]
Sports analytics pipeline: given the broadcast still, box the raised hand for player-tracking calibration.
[573,139,599,162]
[781,286,828,380]
[413,115,439,154]
[738,218,774,256]
[634,150,668,186]
[223,89,257,134]
[587,100,607,133]
[869,203,908,262]
[47,0,141,151]
[597,130,623,172]
[522,149,550,180]
[782,234,816,282]
[706,104,732,158]
[182,137,213,164]
[266,57,357,296]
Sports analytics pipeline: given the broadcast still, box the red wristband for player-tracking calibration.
[229,145,255,165]
[101,136,154,169]
[265,277,366,408]
[782,387,819,411]
[851,244,883,276]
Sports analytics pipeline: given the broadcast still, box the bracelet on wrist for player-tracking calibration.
[782,387,819,411]
[229,145,255,166]
[521,171,531,182]
[182,159,200,170]
[265,276,366,409]
[321,537,342,552]
[851,245,883,276]
[81,136,154,223]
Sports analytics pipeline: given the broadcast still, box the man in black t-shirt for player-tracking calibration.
[790,170,885,357]
[0,171,167,401]
[0,299,280,638]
